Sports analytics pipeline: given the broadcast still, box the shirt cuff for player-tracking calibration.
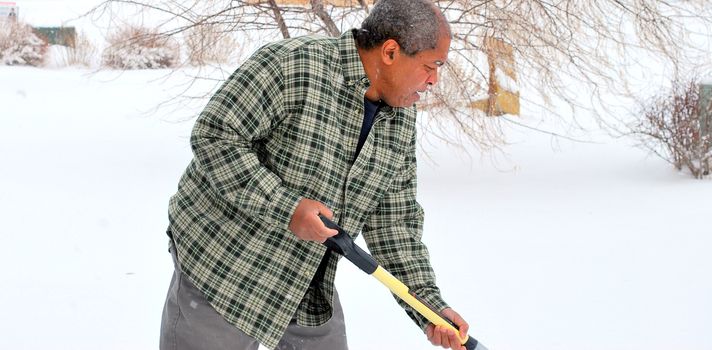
[267,185,303,231]
[404,288,450,330]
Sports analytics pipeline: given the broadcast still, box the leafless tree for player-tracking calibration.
[632,79,711,178]
[86,0,712,151]
[310,0,341,36]
[267,0,291,38]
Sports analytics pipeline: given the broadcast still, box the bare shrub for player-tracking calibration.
[66,31,97,67]
[633,80,712,178]
[0,21,48,66]
[184,22,239,65]
[49,31,97,67]
[102,26,180,69]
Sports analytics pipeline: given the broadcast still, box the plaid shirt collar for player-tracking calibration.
[339,29,398,120]
[339,29,369,88]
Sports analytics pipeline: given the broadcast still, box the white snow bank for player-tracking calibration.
[2,65,712,350]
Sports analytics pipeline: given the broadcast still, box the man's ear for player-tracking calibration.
[381,39,399,65]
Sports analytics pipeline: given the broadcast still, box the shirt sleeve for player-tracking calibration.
[189,47,302,231]
[361,128,449,330]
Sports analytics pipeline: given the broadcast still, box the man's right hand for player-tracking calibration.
[288,198,338,243]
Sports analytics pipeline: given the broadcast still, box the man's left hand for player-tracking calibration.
[425,308,469,350]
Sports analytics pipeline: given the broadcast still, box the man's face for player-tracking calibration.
[380,35,451,108]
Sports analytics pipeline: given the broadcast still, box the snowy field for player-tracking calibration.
[2,65,712,350]
[2,1,712,350]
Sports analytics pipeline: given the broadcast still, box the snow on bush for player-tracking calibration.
[102,26,180,69]
[0,21,48,66]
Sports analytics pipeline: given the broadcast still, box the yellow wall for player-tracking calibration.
[472,37,520,116]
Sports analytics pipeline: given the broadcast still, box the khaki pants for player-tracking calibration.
[160,249,348,350]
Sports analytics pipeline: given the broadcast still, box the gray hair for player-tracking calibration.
[354,0,451,56]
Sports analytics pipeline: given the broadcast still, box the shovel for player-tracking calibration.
[320,215,488,350]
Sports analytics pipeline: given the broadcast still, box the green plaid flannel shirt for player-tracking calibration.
[167,30,448,349]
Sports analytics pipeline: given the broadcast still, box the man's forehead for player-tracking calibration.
[415,36,450,66]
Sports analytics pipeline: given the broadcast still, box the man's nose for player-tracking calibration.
[426,68,439,86]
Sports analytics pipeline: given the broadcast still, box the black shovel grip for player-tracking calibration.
[319,215,378,274]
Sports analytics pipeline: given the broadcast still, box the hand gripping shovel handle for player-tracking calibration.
[319,215,488,350]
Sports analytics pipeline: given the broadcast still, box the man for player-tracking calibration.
[160,0,470,349]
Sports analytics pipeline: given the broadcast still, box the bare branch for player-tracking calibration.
[309,0,341,36]
[267,0,291,38]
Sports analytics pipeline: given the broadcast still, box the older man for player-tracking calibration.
[160,0,470,349]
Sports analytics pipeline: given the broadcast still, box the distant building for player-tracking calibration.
[0,1,19,21]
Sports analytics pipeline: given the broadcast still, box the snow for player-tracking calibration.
[103,44,180,69]
[494,67,518,93]
[2,2,712,350]
[2,63,711,350]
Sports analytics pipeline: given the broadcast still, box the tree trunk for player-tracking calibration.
[310,0,341,36]
[267,0,290,39]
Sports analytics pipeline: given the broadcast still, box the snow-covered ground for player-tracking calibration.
[2,1,712,349]
[2,64,711,350]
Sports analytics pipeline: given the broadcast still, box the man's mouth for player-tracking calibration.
[414,88,428,100]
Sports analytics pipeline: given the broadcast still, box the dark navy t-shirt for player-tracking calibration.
[354,97,381,161]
